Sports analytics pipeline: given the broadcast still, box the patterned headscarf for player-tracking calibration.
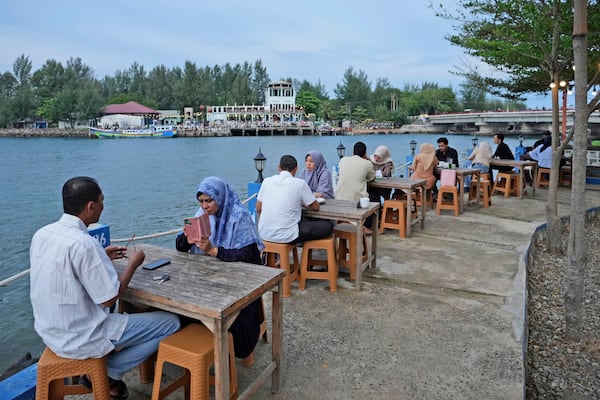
[297,150,334,199]
[196,176,263,250]
[370,145,393,165]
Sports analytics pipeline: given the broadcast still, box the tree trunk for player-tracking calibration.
[547,70,562,252]
[565,0,588,340]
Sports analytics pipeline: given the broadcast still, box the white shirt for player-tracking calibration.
[529,144,552,169]
[257,170,316,243]
[30,213,127,359]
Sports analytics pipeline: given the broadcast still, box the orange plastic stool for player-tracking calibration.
[379,199,407,238]
[415,188,434,210]
[468,176,492,208]
[436,186,460,216]
[493,172,519,197]
[536,167,551,188]
[298,235,338,292]
[151,323,237,400]
[334,223,368,280]
[36,347,110,400]
[262,241,299,297]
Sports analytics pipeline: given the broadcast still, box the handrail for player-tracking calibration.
[0,192,259,287]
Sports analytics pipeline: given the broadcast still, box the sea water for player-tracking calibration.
[0,133,525,372]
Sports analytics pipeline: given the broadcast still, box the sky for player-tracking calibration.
[0,0,550,109]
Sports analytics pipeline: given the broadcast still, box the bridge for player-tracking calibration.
[400,110,600,136]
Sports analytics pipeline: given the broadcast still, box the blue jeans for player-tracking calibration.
[107,311,180,379]
[464,163,489,187]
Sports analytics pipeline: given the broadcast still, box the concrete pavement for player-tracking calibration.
[114,185,600,400]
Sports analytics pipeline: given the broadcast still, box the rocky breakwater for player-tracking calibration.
[0,128,91,138]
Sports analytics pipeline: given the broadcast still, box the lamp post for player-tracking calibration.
[518,133,524,147]
[337,141,346,159]
[253,148,266,183]
[409,139,417,154]
[471,135,479,148]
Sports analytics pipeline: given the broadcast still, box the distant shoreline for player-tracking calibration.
[0,127,527,138]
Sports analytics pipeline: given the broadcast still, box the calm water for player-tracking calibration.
[0,133,526,372]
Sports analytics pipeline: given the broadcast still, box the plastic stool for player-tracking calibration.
[379,199,407,238]
[436,186,460,216]
[493,172,519,197]
[262,241,299,297]
[415,188,434,210]
[468,175,492,208]
[36,347,110,400]
[536,167,551,188]
[559,166,572,186]
[298,235,338,292]
[334,223,368,280]
[151,323,237,400]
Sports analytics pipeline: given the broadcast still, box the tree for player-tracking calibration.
[334,66,372,112]
[566,0,589,340]
[12,54,34,122]
[295,89,321,116]
[432,0,600,252]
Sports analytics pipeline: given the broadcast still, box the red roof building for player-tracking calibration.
[102,101,159,115]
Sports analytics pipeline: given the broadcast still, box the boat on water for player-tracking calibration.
[90,125,177,139]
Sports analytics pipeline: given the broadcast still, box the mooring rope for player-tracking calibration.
[0,193,259,287]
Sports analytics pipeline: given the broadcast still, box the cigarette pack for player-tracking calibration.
[183,213,211,242]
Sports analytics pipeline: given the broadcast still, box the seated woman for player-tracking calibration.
[410,143,438,190]
[464,141,493,188]
[297,150,334,199]
[369,145,394,201]
[175,176,264,366]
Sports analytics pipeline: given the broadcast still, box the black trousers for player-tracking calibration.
[292,216,334,243]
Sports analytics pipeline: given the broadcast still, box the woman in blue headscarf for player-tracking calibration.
[175,176,264,366]
[297,150,334,199]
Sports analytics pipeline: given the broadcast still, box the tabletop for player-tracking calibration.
[115,244,285,320]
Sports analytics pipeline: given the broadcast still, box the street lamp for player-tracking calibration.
[471,135,479,148]
[518,133,524,147]
[337,141,346,159]
[409,139,417,154]
[253,148,266,183]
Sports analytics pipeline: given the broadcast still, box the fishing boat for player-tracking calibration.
[90,125,177,139]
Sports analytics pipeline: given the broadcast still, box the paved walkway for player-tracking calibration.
[111,185,600,400]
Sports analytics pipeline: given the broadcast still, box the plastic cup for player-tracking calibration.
[360,197,370,208]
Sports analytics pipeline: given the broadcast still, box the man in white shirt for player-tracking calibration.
[30,176,180,399]
[335,141,376,202]
[257,155,333,243]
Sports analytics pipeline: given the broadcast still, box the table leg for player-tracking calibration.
[354,221,363,290]
[532,165,538,196]
[214,319,230,400]
[406,190,413,237]
[271,282,283,393]
[474,171,481,207]
[519,168,525,199]
[419,185,426,230]
[370,209,378,270]
[457,175,465,213]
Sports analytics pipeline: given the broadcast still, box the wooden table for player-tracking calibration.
[490,159,539,199]
[368,177,427,235]
[303,199,379,290]
[114,244,286,400]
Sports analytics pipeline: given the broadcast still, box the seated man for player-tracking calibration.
[491,133,515,176]
[522,135,552,169]
[433,137,459,195]
[257,155,333,244]
[30,176,181,399]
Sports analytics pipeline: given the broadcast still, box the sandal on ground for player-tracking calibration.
[80,375,128,400]
[109,378,129,400]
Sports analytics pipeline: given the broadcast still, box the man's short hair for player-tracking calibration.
[62,176,102,215]
[494,133,505,141]
[279,155,298,172]
[437,137,449,145]
[353,142,367,157]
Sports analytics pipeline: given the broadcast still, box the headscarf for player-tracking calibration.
[418,143,436,171]
[196,176,263,250]
[370,145,393,165]
[297,150,334,199]
[478,142,493,160]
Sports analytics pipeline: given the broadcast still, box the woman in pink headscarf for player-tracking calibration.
[410,143,438,189]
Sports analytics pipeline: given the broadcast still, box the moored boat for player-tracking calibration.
[90,125,177,138]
